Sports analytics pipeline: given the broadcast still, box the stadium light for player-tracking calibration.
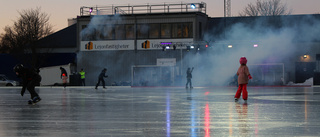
[190,4,196,9]
[89,8,93,13]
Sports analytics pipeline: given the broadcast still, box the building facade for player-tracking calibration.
[76,2,211,86]
[42,2,320,86]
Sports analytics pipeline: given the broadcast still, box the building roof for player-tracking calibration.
[36,24,77,48]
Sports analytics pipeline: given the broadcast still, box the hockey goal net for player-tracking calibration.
[247,63,285,86]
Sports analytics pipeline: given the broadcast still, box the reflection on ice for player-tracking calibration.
[0,86,319,136]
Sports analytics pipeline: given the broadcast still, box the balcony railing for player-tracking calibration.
[80,2,206,16]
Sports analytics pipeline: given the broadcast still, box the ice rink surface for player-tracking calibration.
[0,86,320,137]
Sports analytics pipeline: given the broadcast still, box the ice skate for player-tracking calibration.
[28,99,33,105]
[235,98,239,102]
[32,96,41,104]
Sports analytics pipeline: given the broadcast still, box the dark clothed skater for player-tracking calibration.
[186,67,194,88]
[95,68,108,89]
[14,64,42,104]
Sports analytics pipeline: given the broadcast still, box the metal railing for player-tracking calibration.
[80,2,206,16]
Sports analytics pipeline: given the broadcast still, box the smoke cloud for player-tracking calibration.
[79,14,320,86]
[193,15,320,86]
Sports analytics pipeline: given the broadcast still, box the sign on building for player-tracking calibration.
[157,58,176,66]
[80,40,135,51]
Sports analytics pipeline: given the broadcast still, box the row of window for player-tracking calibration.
[81,23,193,41]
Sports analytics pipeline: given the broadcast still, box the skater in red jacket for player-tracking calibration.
[234,57,252,102]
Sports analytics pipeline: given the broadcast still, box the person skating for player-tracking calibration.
[60,67,68,88]
[79,68,86,86]
[62,73,68,88]
[95,68,108,89]
[234,57,252,103]
[13,64,42,104]
[185,67,194,88]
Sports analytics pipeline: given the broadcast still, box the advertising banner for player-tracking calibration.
[80,40,134,51]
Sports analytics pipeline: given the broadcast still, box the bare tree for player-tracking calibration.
[0,7,53,67]
[239,0,291,16]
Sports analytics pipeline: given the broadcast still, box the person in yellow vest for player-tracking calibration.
[79,68,86,86]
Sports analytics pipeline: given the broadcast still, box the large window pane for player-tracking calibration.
[149,24,159,38]
[81,25,90,41]
[96,25,104,40]
[102,25,114,40]
[126,24,134,39]
[172,24,182,38]
[137,24,148,39]
[115,24,125,40]
[161,24,171,38]
[183,23,193,38]
[81,26,96,41]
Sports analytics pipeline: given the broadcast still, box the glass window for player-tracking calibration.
[96,25,104,40]
[102,25,114,40]
[161,24,171,38]
[172,23,193,38]
[172,24,183,38]
[126,24,134,39]
[115,24,125,40]
[137,24,148,39]
[149,24,159,39]
[183,23,193,38]
[81,27,96,41]
[81,25,91,41]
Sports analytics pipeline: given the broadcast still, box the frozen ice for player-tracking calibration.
[0,86,319,136]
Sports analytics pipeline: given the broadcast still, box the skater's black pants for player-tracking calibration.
[81,78,85,86]
[186,78,192,87]
[96,78,105,88]
[26,76,41,99]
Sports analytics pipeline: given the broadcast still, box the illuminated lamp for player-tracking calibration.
[161,42,172,45]
[166,45,170,49]
[228,45,233,48]
[190,4,196,9]
[304,54,308,58]
[89,8,93,13]
[254,44,258,47]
